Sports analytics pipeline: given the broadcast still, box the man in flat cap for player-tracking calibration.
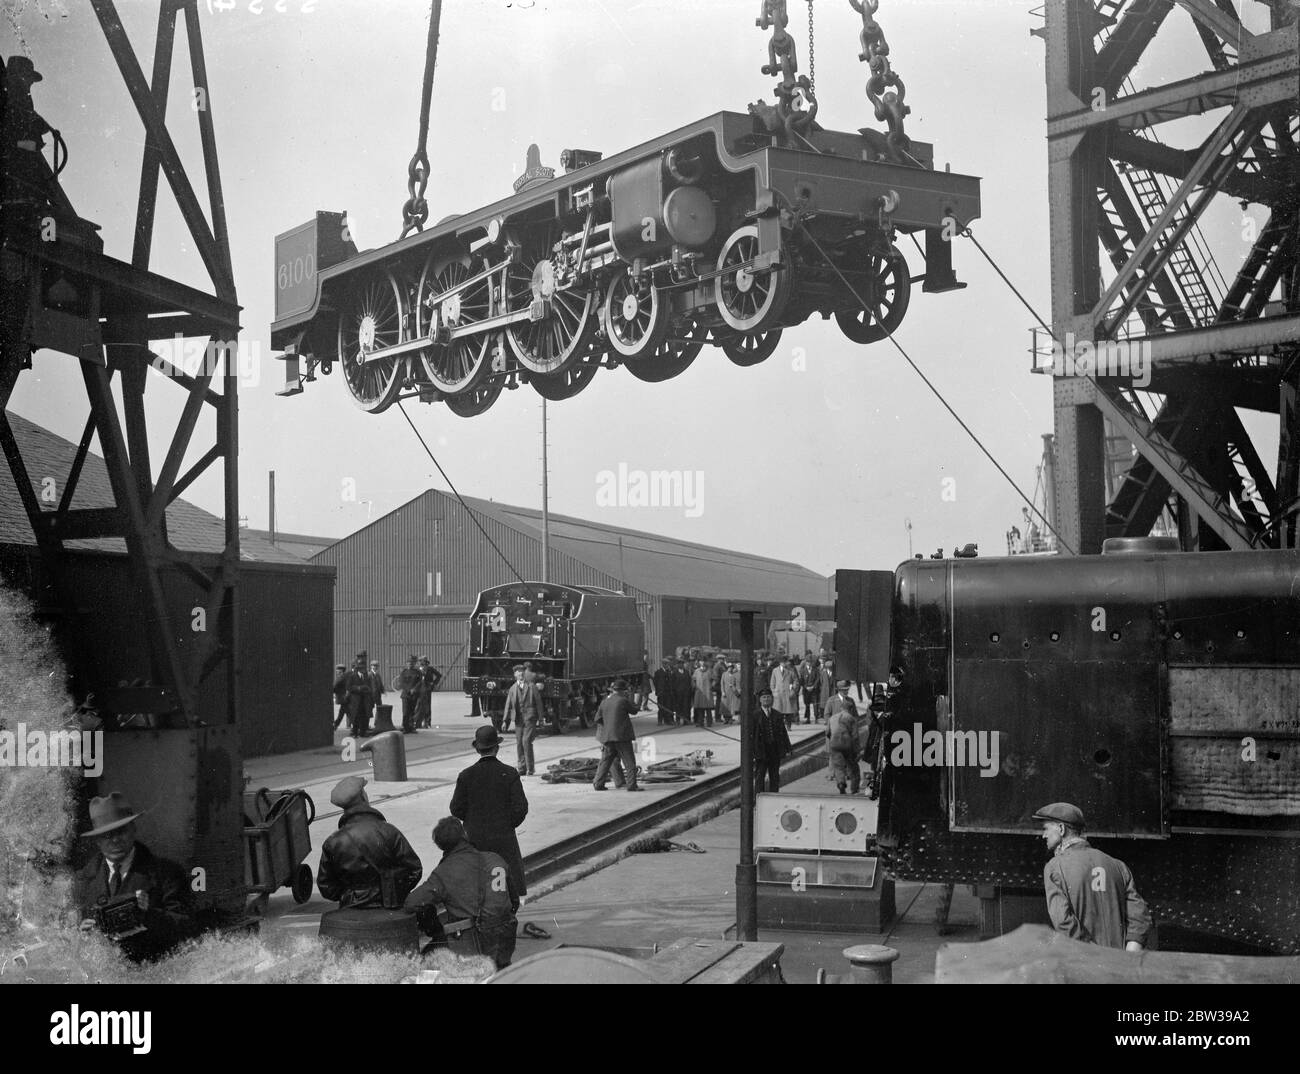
[316,776,422,908]
[450,726,529,908]
[73,793,194,962]
[1034,802,1152,951]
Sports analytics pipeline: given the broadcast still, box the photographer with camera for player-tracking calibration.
[73,793,195,963]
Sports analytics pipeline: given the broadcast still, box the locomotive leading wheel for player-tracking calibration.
[337,271,407,413]
[835,245,912,344]
[622,317,707,383]
[416,253,494,393]
[505,232,596,376]
[604,272,669,359]
[714,224,791,333]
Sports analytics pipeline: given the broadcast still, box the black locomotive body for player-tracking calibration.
[270,110,980,414]
[877,541,1300,953]
[463,581,645,730]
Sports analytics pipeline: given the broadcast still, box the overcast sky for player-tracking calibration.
[4,0,1279,576]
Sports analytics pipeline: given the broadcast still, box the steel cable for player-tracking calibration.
[783,198,1077,555]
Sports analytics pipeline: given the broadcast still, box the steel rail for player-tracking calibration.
[521,732,824,888]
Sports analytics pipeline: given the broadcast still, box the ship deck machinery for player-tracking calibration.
[270,111,980,414]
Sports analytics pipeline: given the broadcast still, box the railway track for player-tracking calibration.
[522,733,825,889]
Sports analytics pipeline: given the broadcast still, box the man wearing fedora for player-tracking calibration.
[592,679,641,792]
[1035,801,1152,951]
[449,726,529,908]
[73,793,194,962]
[316,776,423,909]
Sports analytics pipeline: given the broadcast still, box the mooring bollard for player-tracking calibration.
[842,943,900,984]
[372,702,396,734]
[361,729,407,781]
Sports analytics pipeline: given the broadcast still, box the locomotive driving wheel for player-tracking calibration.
[337,270,408,413]
[622,316,707,383]
[445,366,505,417]
[415,253,494,393]
[713,327,783,367]
[714,224,791,334]
[529,342,603,400]
[834,245,911,344]
[603,271,669,360]
[505,230,596,376]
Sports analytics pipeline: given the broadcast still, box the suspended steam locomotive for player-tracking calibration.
[873,539,1300,953]
[270,110,980,414]
[463,582,645,732]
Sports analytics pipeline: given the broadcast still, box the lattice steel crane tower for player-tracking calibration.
[1039,0,1299,554]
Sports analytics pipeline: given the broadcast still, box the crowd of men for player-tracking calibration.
[71,657,1151,971]
[650,648,843,730]
[332,652,442,737]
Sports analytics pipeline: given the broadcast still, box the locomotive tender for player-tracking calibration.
[270,110,980,413]
[463,581,645,731]
[875,538,1300,953]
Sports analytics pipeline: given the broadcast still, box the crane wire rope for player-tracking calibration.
[396,399,526,584]
[780,195,1077,555]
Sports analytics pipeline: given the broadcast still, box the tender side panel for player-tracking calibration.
[948,560,1165,837]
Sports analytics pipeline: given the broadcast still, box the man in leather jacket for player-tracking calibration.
[316,776,422,908]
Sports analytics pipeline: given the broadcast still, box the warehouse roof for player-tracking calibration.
[0,412,305,564]
[454,492,830,605]
[242,528,336,560]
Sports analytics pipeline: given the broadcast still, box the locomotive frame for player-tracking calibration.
[875,541,1300,953]
[271,110,980,414]
[463,581,645,732]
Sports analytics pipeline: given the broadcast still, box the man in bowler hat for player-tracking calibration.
[449,726,529,907]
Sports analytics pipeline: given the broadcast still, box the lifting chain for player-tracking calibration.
[399,0,443,240]
[754,0,818,140]
[850,0,910,153]
[806,0,815,94]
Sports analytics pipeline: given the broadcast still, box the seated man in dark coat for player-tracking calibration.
[405,816,519,968]
[449,726,529,906]
[73,793,195,963]
[317,776,423,908]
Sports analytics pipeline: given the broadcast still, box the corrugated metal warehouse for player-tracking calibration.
[0,413,336,758]
[311,489,833,690]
